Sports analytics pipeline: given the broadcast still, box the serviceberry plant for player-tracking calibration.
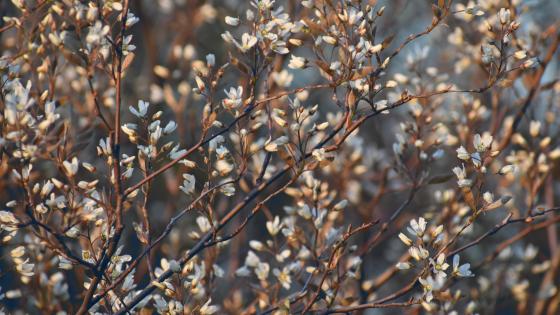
[0,0,559,314]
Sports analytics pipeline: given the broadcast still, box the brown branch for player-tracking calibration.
[76,2,130,313]
[112,78,502,313]
[448,207,560,258]
[301,222,377,313]
[497,29,560,152]
[318,300,419,314]
[122,84,329,197]
[85,179,234,308]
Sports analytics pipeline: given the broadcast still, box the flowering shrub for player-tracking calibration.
[1,0,559,314]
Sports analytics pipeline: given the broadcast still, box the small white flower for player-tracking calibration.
[40,180,54,197]
[409,246,429,261]
[322,35,337,45]
[456,146,470,160]
[483,191,494,204]
[220,181,236,197]
[235,265,251,277]
[275,249,291,263]
[235,33,257,52]
[523,244,538,261]
[194,76,206,92]
[196,216,212,233]
[221,31,235,44]
[122,123,137,138]
[35,203,48,214]
[249,240,264,251]
[126,12,140,28]
[129,100,149,118]
[522,57,539,69]
[179,174,196,195]
[200,298,219,315]
[58,256,73,270]
[369,43,383,54]
[288,55,307,69]
[333,199,348,211]
[224,16,239,26]
[431,225,444,240]
[264,136,289,152]
[85,21,109,48]
[312,148,327,161]
[215,160,233,176]
[10,246,25,258]
[65,226,80,238]
[407,217,427,237]
[430,253,450,278]
[215,146,229,159]
[223,86,243,109]
[514,50,527,60]
[385,80,398,88]
[273,267,292,289]
[473,133,492,152]
[62,157,79,177]
[464,5,484,16]
[452,255,473,277]
[255,262,270,280]
[206,53,216,67]
[5,289,22,299]
[530,120,541,137]
[170,145,188,160]
[498,164,516,175]
[245,250,260,267]
[471,152,482,167]
[481,44,494,64]
[209,135,225,152]
[16,258,35,277]
[419,275,444,302]
[398,233,413,246]
[396,262,411,270]
[272,70,293,87]
[266,216,282,236]
[452,164,472,188]
[163,121,177,134]
[498,8,511,24]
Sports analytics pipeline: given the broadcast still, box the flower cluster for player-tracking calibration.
[396,217,473,309]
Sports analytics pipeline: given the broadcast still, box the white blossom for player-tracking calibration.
[129,100,149,118]
[234,33,258,52]
[288,55,307,69]
[223,86,243,109]
[499,8,511,25]
[452,255,473,277]
[456,146,470,160]
[255,262,270,280]
[225,16,239,26]
[62,157,79,177]
[473,133,492,152]
[200,298,219,315]
[396,262,411,270]
[452,164,472,188]
[0,211,19,225]
[196,216,212,233]
[273,267,292,289]
[407,217,427,237]
[430,253,450,278]
[266,216,282,236]
[179,174,196,195]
